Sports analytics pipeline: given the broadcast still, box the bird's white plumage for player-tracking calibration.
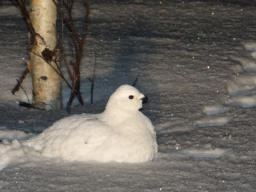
[24,85,158,163]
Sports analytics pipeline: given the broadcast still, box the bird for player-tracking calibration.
[23,85,158,163]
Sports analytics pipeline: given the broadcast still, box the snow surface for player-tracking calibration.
[0,0,256,191]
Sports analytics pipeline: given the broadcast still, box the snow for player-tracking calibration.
[194,116,230,127]
[203,105,227,115]
[227,95,256,108]
[183,148,225,158]
[244,42,256,51]
[1,0,256,191]
[0,130,34,141]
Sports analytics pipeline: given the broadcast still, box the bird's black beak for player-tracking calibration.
[142,96,149,104]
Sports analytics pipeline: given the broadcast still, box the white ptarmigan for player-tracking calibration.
[24,85,158,163]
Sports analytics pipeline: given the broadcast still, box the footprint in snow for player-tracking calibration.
[188,43,256,158]
[149,42,256,159]
[227,42,256,108]
[195,42,256,128]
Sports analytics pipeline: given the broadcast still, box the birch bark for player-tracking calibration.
[29,0,61,110]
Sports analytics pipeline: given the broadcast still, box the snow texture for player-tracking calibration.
[1,0,256,191]
[244,42,256,51]
[0,130,34,141]
[203,105,227,115]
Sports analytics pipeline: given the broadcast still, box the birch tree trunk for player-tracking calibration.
[29,0,61,110]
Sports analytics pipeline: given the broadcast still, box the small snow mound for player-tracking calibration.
[244,42,256,51]
[251,51,256,60]
[0,140,22,171]
[0,130,34,141]
[157,126,193,135]
[203,105,227,116]
[155,122,174,131]
[226,95,256,108]
[0,139,44,171]
[227,74,256,97]
[230,56,256,72]
[194,116,230,127]
[155,122,192,133]
[184,148,225,158]
[0,164,8,171]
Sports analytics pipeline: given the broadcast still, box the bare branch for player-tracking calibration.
[12,67,29,95]
[30,50,72,90]
[88,54,97,104]
[13,0,90,112]
[132,77,139,87]
[16,0,37,44]
[53,0,89,111]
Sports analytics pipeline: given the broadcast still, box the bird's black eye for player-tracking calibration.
[129,95,134,100]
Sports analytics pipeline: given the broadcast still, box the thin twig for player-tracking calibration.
[88,54,97,104]
[16,0,37,45]
[132,77,139,87]
[19,82,31,104]
[12,67,29,95]
[54,0,89,111]
[51,0,89,112]
[31,51,72,89]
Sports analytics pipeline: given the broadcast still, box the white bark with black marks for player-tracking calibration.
[29,0,61,110]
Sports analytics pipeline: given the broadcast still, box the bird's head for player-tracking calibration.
[105,85,147,113]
